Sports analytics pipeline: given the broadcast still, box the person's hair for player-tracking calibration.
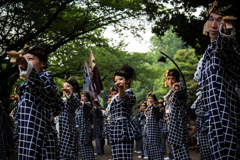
[140,101,147,108]
[147,91,158,102]
[189,114,196,121]
[167,69,180,82]
[92,101,100,106]
[114,64,136,87]
[80,91,92,102]
[66,78,80,97]
[136,104,140,109]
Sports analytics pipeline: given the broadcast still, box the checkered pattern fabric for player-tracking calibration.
[145,104,163,160]
[92,107,104,155]
[172,145,191,160]
[58,94,80,160]
[111,141,134,160]
[133,113,142,151]
[159,121,166,154]
[199,29,240,160]
[75,102,94,159]
[0,102,8,160]
[109,89,139,143]
[18,69,63,160]
[139,111,148,157]
[109,89,141,159]
[196,116,212,160]
[78,141,94,160]
[165,84,191,159]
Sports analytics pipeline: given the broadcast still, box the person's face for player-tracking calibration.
[167,76,177,88]
[147,96,154,106]
[23,53,45,74]
[140,104,146,111]
[208,13,223,42]
[63,82,75,93]
[111,91,117,97]
[81,94,88,102]
[158,103,163,108]
[107,98,111,104]
[114,76,130,89]
[136,108,140,113]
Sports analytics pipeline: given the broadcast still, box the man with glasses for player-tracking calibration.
[195,1,240,159]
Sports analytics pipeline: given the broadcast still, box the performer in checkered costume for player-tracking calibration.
[105,64,140,160]
[75,91,94,160]
[164,69,191,160]
[138,101,148,159]
[133,104,142,153]
[58,76,80,160]
[92,100,104,155]
[197,1,240,159]
[145,92,163,160]
[9,45,63,159]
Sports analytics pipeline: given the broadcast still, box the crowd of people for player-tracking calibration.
[0,0,240,160]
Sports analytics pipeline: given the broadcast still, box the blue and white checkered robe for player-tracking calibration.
[145,104,163,160]
[165,84,191,160]
[75,102,94,160]
[107,89,140,160]
[18,68,63,160]
[58,94,79,160]
[199,26,240,160]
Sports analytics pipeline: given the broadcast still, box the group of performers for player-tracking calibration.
[0,0,240,160]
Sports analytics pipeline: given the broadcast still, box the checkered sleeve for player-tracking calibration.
[26,68,63,114]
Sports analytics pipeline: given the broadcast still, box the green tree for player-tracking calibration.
[0,0,164,108]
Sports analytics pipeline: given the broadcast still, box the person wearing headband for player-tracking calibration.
[164,69,191,160]
[58,76,80,159]
[138,101,148,159]
[75,90,94,160]
[143,92,164,160]
[9,44,63,159]
[105,64,140,160]
[197,0,240,159]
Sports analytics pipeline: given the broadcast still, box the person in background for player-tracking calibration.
[92,100,104,155]
[145,92,163,160]
[133,104,142,154]
[75,91,94,160]
[138,101,148,159]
